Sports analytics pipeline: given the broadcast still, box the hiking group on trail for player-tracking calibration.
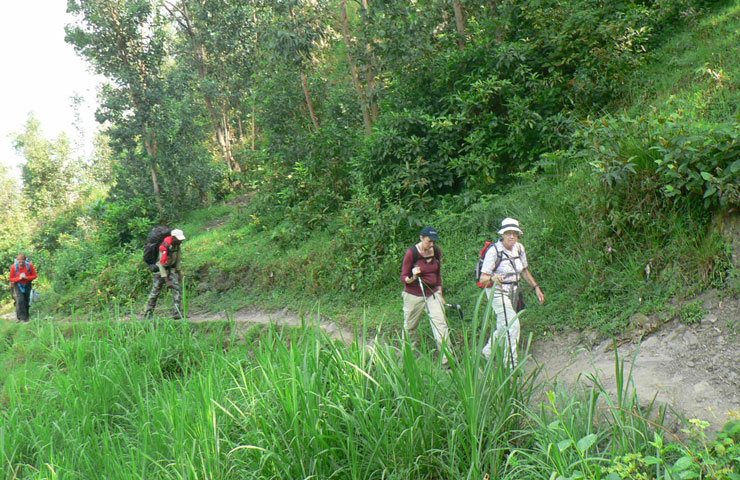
[402,218,545,368]
[6,217,543,369]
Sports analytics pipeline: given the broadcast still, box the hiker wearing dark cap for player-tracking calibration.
[9,254,37,322]
[144,228,186,319]
[479,218,545,366]
[400,226,450,366]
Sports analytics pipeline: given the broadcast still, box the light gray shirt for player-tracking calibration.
[481,239,527,294]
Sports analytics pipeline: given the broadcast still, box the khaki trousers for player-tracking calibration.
[402,290,450,364]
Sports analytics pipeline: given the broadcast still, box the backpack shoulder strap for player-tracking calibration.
[411,245,440,264]
[492,243,504,272]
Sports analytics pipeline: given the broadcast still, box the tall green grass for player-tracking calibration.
[1,307,726,479]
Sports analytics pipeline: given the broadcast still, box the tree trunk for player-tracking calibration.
[251,102,257,151]
[143,125,163,214]
[340,0,373,136]
[360,0,379,123]
[452,0,466,50]
[301,71,320,131]
[169,1,236,171]
[252,10,259,151]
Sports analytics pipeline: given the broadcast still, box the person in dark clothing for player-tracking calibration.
[9,254,37,322]
[144,228,186,319]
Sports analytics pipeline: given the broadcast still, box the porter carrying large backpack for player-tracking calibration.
[143,226,171,271]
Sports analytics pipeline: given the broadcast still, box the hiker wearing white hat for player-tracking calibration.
[478,218,545,366]
[144,228,186,320]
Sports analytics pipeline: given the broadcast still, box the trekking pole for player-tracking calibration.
[418,276,430,315]
[500,289,516,370]
[419,277,449,320]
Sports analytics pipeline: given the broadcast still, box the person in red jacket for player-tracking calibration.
[9,253,38,322]
[144,229,186,319]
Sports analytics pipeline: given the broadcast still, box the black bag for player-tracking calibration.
[143,226,171,270]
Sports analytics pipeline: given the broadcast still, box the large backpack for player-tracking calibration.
[143,226,171,270]
[474,241,503,288]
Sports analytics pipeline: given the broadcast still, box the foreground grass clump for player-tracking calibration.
[2,312,736,479]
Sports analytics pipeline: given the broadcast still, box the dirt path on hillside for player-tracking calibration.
[528,289,740,433]
[187,308,356,345]
[5,290,738,433]
[186,290,739,433]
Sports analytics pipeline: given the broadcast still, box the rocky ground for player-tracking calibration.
[530,288,740,434]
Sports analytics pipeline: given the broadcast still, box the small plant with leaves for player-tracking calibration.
[679,300,706,324]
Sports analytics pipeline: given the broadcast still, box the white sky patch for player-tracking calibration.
[0,0,102,180]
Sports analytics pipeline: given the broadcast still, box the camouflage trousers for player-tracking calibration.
[144,269,183,319]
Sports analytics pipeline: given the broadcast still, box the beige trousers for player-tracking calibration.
[402,290,450,364]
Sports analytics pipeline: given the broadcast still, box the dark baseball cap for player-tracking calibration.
[420,226,440,241]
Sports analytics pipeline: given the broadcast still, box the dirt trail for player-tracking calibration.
[5,289,738,433]
[187,308,356,345]
[529,289,740,433]
[186,290,739,433]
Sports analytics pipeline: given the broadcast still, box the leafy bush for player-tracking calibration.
[580,114,740,213]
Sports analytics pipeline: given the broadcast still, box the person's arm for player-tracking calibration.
[436,248,444,299]
[157,244,168,278]
[9,265,19,283]
[521,268,545,305]
[479,246,503,288]
[26,263,38,282]
[400,249,420,285]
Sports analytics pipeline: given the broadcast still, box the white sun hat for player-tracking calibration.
[171,229,186,241]
[497,217,523,236]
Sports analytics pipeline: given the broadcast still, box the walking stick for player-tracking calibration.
[418,276,430,314]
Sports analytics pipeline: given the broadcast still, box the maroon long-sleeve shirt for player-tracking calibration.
[400,246,442,297]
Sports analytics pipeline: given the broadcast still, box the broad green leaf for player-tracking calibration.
[672,456,694,471]
[576,433,597,452]
[643,455,662,465]
[557,439,571,452]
